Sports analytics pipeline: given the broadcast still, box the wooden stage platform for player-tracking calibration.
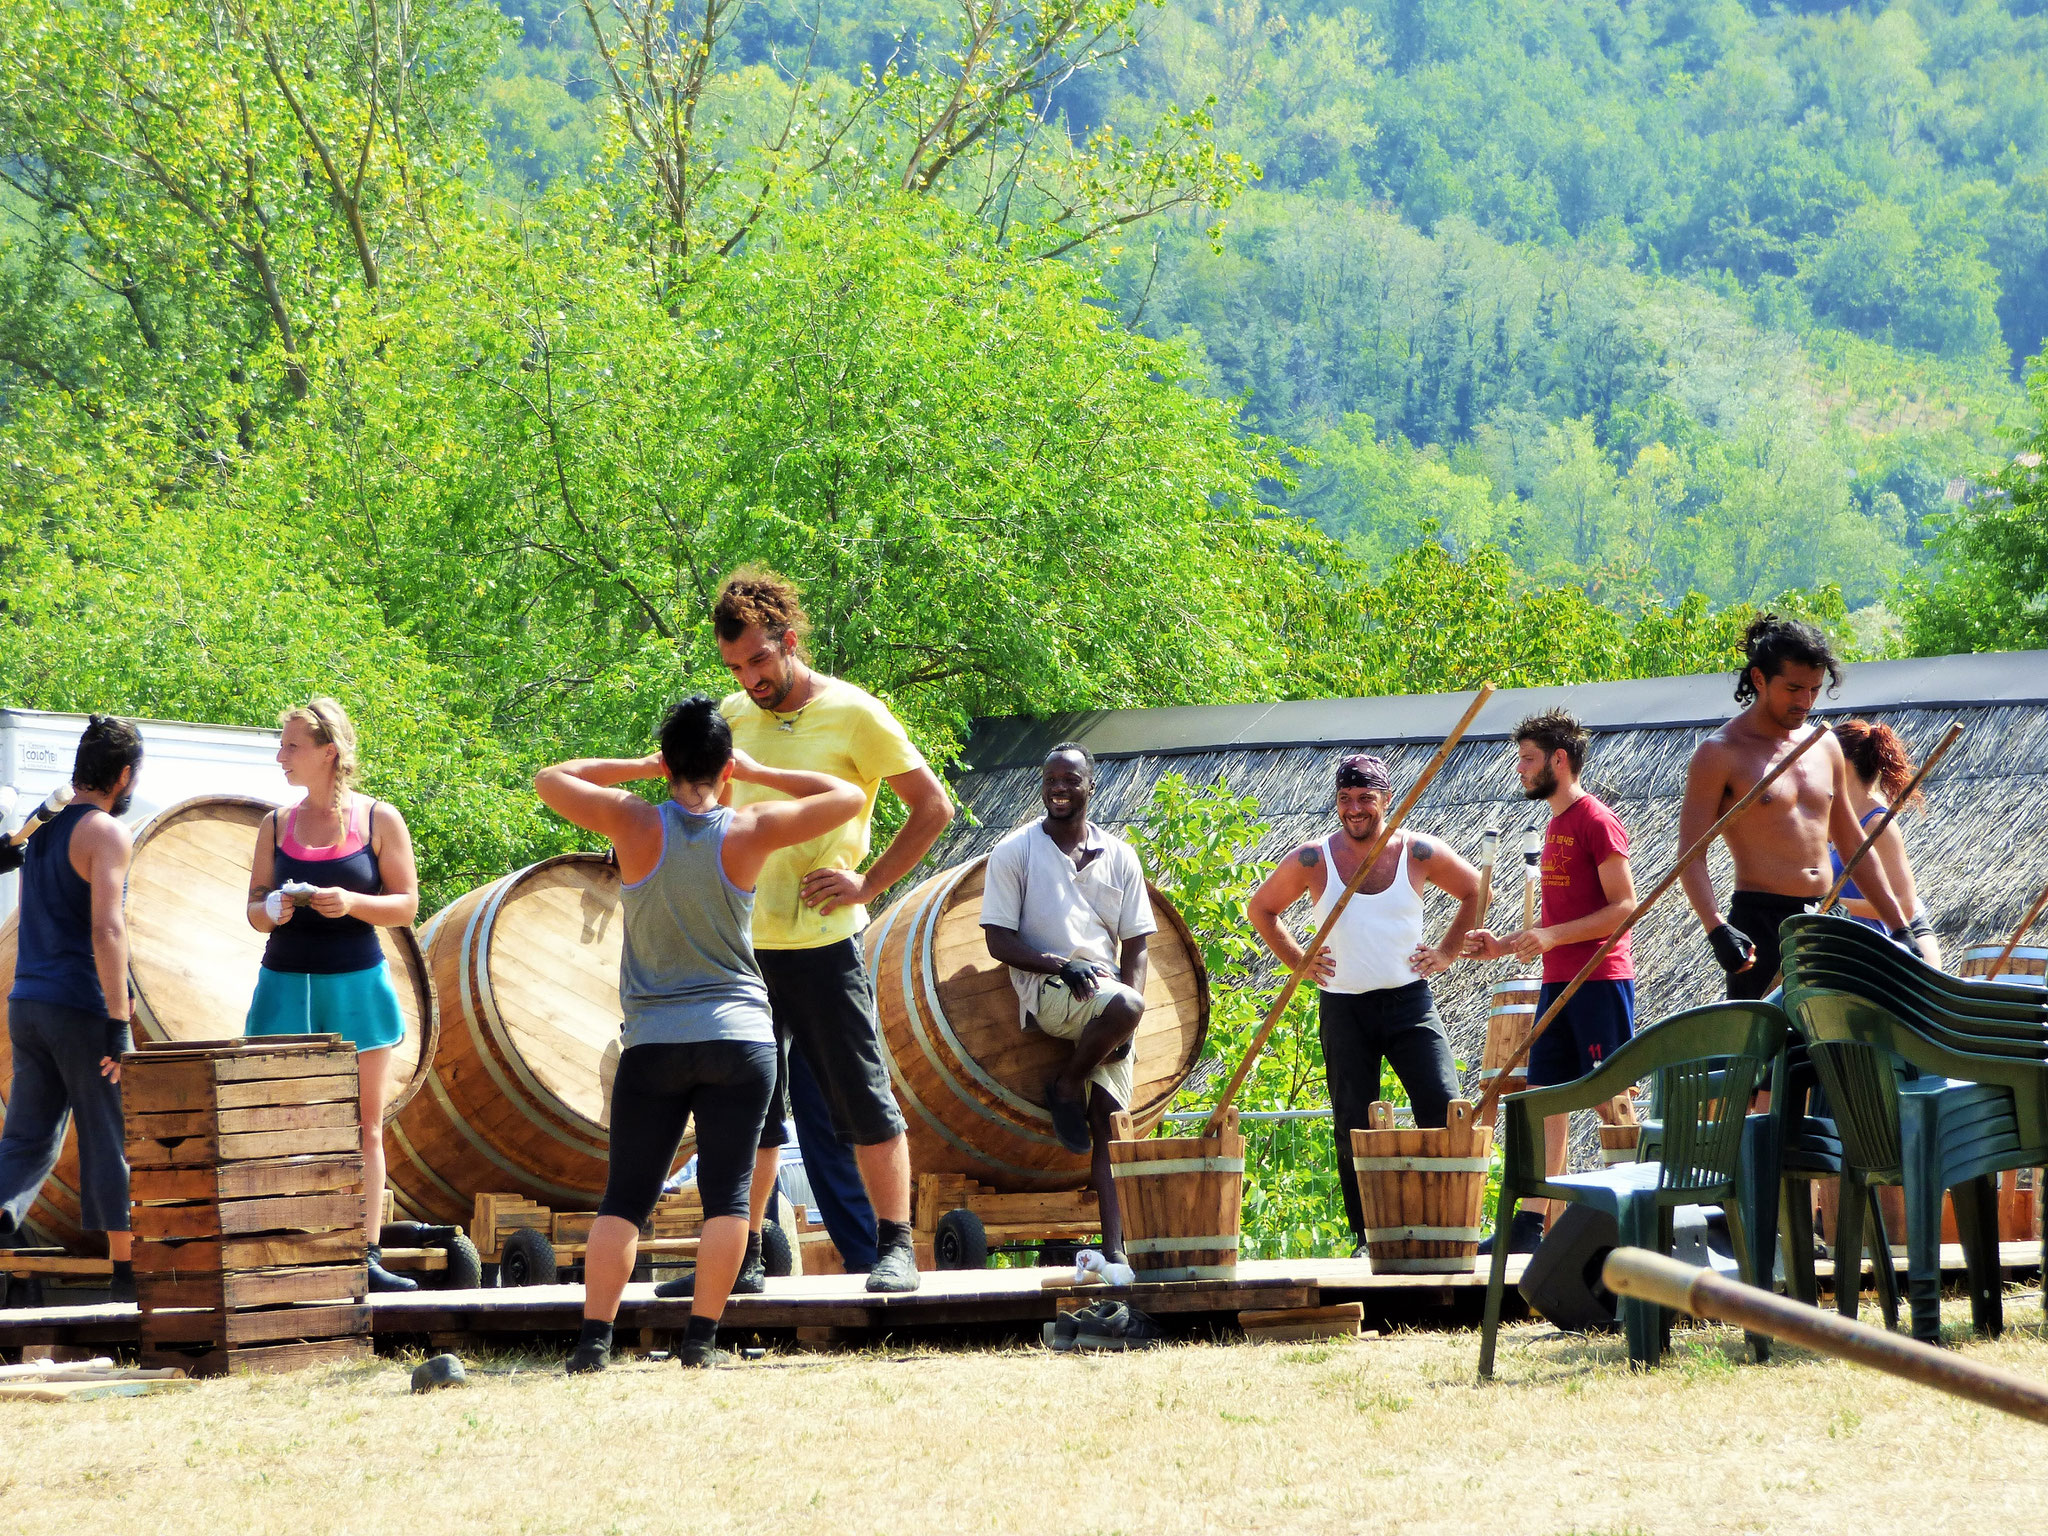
[0,1244,2038,1357]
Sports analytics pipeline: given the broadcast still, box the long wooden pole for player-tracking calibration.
[1990,878,2048,975]
[1602,1247,2048,1424]
[1817,720,1964,913]
[1199,683,1496,1139]
[1472,720,1832,1123]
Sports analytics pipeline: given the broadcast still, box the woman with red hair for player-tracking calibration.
[1831,719,1941,963]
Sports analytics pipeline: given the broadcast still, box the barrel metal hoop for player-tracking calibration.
[1128,1264,1238,1281]
[1109,1157,1246,1178]
[386,1117,469,1211]
[1351,1156,1491,1173]
[1368,1257,1481,1273]
[912,863,1062,1132]
[1123,1235,1242,1254]
[892,866,1063,1150]
[461,874,612,1156]
[1365,1225,1483,1242]
[417,1067,600,1207]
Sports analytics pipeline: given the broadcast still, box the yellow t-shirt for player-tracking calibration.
[720,676,926,950]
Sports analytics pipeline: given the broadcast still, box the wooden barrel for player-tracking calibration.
[1958,944,2048,985]
[1107,1107,1243,1281]
[1479,978,1540,1099]
[1599,1123,1642,1165]
[387,854,687,1226]
[0,796,435,1249]
[864,858,1209,1192]
[1350,1098,1492,1274]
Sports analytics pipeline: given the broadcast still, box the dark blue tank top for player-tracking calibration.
[1828,805,1887,902]
[9,802,108,1014]
[260,802,385,975]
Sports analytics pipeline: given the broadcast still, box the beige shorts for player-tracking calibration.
[1031,972,1142,1110]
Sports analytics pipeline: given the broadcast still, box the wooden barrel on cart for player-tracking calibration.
[1958,944,2048,986]
[386,854,692,1225]
[0,796,435,1249]
[1107,1107,1244,1281]
[1479,978,1540,1099]
[1351,1099,1492,1274]
[864,857,1209,1192]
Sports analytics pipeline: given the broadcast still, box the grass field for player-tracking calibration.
[8,1296,2047,1535]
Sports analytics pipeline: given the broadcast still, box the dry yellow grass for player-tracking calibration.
[9,1297,2048,1535]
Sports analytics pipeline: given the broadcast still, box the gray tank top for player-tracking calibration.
[618,801,773,1049]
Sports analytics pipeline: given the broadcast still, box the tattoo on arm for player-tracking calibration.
[1297,846,1320,868]
[1411,838,1433,860]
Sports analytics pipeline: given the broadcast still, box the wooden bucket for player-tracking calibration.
[1106,1108,1243,1281]
[0,796,434,1249]
[1599,1124,1642,1165]
[1479,978,1540,1099]
[386,854,689,1225]
[864,858,1208,1192]
[1958,944,2048,986]
[1350,1099,1492,1274]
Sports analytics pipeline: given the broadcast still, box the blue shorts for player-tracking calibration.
[246,963,406,1052]
[1528,979,1635,1089]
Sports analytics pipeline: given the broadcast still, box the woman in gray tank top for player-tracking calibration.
[535,695,864,1371]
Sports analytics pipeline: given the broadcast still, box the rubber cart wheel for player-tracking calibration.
[934,1209,989,1271]
[497,1227,559,1288]
[760,1221,795,1278]
[437,1232,484,1291]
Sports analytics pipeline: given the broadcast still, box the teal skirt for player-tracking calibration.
[246,962,406,1052]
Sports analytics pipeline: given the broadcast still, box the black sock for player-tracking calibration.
[111,1260,134,1283]
[743,1230,763,1268]
[686,1314,718,1347]
[576,1318,613,1352]
[877,1218,913,1252]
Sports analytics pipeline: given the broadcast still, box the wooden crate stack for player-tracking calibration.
[125,1037,369,1377]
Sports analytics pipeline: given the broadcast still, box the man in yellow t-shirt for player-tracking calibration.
[698,568,952,1296]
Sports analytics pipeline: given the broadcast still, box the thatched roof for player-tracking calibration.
[917,651,2048,1117]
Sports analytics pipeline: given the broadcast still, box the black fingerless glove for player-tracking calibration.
[0,841,21,877]
[1057,958,1096,993]
[1887,926,1928,961]
[1708,923,1755,975]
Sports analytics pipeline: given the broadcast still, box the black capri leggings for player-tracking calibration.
[598,1040,779,1226]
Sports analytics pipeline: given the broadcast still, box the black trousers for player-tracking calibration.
[1319,981,1460,1244]
[0,1001,132,1234]
[1725,890,1814,1000]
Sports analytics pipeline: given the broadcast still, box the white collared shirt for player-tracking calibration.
[979,820,1158,1026]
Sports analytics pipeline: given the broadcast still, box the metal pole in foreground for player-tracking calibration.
[1602,1247,2048,1427]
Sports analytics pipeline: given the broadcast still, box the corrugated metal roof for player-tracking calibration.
[961,649,2048,770]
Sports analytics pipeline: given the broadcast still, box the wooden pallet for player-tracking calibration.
[469,1191,706,1268]
[126,1038,371,1376]
[912,1173,1099,1267]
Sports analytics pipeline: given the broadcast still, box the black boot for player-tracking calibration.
[655,1230,765,1299]
[866,1219,921,1294]
[566,1318,612,1375]
[368,1243,420,1293]
[1476,1210,1546,1256]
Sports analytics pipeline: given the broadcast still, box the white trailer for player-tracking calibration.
[0,708,298,925]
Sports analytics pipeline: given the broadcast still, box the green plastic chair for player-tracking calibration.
[1785,917,2048,1035]
[1478,1002,1793,1377]
[1781,983,2048,1342]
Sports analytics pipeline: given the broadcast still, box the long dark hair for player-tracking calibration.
[1835,719,1921,809]
[1734,613,1843,704]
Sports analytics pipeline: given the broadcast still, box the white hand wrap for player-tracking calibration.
[265,890,286,923]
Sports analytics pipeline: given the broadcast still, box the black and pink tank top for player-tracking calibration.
[261,796,384,975]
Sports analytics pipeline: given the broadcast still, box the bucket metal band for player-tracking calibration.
[1366,1225,1482,1243]
[1129,1264,1238,1281]
[1352,1156,1491,1173]
[1124,1234,1242,1255]
[1475,1067,1522,1081]
[1371,1257,1482,1273]
[1110,1157,1245,1178]
[1600,1148,1637,1164]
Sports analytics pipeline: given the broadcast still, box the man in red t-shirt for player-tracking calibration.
[1466,709,1639,1251]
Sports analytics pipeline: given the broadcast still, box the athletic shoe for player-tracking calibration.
[1071,1301,1162,1351]
[1043,1301,1107,1352]
[1475,1210,1545,1256]
[866,1237,921,1293]
[367,1244,420,1293]
[1043,1077,1092,1155]
[565,1340,609,1374]
[655,1249,766,1299]
[108,1270,136,1305]
[678,1339,733,1369]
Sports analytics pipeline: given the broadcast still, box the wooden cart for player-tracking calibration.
[914,1174,1100,1270]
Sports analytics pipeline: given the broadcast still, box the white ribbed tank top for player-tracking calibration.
[1310,835,1424,994]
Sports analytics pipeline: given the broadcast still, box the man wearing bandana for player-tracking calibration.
[1248,753,1485,1256]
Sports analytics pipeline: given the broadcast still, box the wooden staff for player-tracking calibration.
[1472,720,1832,1123]
[1990,878,2048,975]
[1817,720,1964,914]
[1472,821,1502,936]
[1199,683,1496,1139]
[3,784,73,848]
[1603,1247,2048,1425]
[1520,822,1542,933]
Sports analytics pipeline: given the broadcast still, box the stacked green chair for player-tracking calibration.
[1478,1002,1793,1377]
[1780,914,2048,1343]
